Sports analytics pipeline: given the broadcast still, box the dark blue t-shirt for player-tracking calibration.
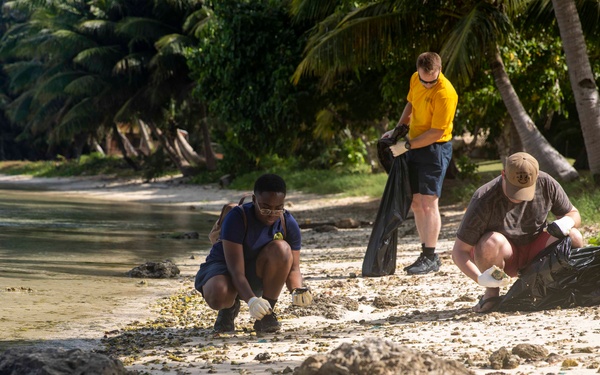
[205,202,301,263]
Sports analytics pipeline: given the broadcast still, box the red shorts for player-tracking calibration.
[504,232,552,277]
[469,232,553,277]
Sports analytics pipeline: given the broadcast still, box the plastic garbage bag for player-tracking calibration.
[376,124,409,173]
[362,154,412,277]
[497,237,600,312]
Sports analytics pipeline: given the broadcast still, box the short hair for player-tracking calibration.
[417,52,442,74]
[254,173,287,196]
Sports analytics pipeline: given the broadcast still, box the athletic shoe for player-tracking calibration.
[253,312,281,333]
[405,253,441,275]
[213,298,240,333]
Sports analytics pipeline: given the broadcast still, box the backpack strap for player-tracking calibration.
[279,211,287,239]
[238,195,249,235]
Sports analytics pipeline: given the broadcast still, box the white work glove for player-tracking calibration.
[477,265,511,288]
[247,297,272,320]
[292,287,313,307]
[389,140,409,157]
[546,216,575,238]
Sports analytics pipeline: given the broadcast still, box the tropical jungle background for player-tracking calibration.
[0,0,599,187]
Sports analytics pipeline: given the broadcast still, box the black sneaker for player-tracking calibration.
[213,298,240,333]
[405,253,441,275]
[253,312,281,333]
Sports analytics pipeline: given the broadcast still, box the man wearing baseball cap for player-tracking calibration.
[451,152,583,313]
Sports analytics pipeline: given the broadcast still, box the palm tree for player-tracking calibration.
[550,0,600,183]
[106,0,216,174]
[1,0,215,174]
[291,0,579,180]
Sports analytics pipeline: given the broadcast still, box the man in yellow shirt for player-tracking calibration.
[385,52,458,274]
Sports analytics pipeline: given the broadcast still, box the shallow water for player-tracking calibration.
[0,188,213,349]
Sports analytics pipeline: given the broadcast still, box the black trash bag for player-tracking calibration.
[497,237,600,312]
[376,124,409,173]
[362,155,412,277]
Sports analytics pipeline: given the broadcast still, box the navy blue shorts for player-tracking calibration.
[406,142,452,197]
[194,257,263,297]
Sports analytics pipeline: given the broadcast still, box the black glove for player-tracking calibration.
[546,222,567,239]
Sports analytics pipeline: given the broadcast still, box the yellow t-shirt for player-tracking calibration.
[406,71,458,143]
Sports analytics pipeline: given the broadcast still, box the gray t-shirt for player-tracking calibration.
[456,171,573,246]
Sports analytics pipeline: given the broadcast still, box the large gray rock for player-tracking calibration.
[126,259,180,278]
[294,338,473,375]
[0,348,127,375]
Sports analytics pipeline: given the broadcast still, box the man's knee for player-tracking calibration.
[474,232,510,259]
[412,194,438,209]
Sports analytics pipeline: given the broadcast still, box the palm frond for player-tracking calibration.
[0,25,53,59]
[578,0,600,36]
[0,23,37,58]
[2,0,46,15]
[154,33,193,55]
[182,8,212,38]
[33,71,82,102]
[64,75,108,97]
[113,88,148,123]
[149,52,187,84]
[53,97,100,142]
[5,90,34,124]
[116,17,177,42]
[37,29,97,62]
[290,0,344,23]
[113,53,148,76]
[441,2,512,86]
[77,20,117,39]
[3,61,44,93]
[293,10,411,84]
[73,45,123,74]
[31,97,67,134]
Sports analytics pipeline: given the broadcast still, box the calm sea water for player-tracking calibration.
[0,187,213,348]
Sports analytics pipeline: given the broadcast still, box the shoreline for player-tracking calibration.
[2,174,600,374]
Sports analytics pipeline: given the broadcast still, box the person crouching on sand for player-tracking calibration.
[195,173,313,332]
[451,152,583,313]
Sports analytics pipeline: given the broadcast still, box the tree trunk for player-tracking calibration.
[90,136,105,155]
[199,104,217,171]
[114,124,139,158]
[176,128,206,166]
[137,118,154,157]
[144,120,195,176]
[551,0,600,183]
[488,45,579,181]
[111,123,140,171]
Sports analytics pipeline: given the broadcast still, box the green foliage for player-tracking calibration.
[560,172,600,225]
[501,33,570,120]
[226,167,388,197]
[141,148,169,182]
[0,153,138,177]
[455,154,480,181]
[188,0,315,173]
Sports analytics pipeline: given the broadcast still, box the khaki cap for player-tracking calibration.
[505,152,539,201]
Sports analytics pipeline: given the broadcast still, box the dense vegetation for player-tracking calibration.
[0,0,599,183]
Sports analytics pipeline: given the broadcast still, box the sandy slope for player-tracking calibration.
[1,174,599,375]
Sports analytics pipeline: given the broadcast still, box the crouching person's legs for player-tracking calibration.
[472,232,513,313]
[253,240,293,332]
[196,265,240,333]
